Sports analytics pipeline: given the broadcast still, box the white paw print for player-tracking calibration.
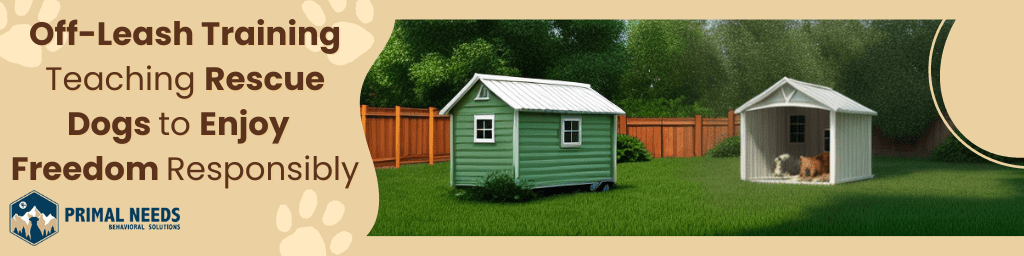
[277,189,353,256]
[0,0,63,67]
[299,0,374,66]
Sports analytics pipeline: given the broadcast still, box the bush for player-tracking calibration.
[616,96,717,118]
[930,136,1024,164]
[706,136,741,157]
[617,134,653,162]
[452,170,537,202]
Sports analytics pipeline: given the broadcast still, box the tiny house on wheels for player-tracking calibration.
[735,77,876,185]
[438,74,625,190]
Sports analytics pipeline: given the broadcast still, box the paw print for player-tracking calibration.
[0,0,63,67]
[277,189,353,256]
[299,0,374,66]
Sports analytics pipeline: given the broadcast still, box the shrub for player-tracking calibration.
[452,170,537,202]
[930,136,1024,164]
[706,136,741,157]
[616,96,717,118]
[617,134,653,162]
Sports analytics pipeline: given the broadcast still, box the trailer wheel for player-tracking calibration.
[600,183,612,192]
[589,182,601,192]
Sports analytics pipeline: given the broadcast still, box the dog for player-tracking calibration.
[798,152,830,182]
[773,154,790,177]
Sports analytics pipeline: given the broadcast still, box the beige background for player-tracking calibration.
[1,0,1021,255]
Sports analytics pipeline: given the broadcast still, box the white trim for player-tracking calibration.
[612,116,618,183]
[823,128,831,152]
[439,74,598,115]
[747,177,834,186]
[475,86,490,100]
[867,116,873,177]
[476,74,592,88]
[513,110,520,180]
[735,77,877,116]
[745,102,832,113]
[560,115,582,148]
[836,174,874,184]
[735,78,791,113]
[518,109,624,115]
[829,111,837,185]
[473,114,495,143]
[784,88,798,103]
[454,115,458,187]
[834,108,879,116]
[740,113,747,181]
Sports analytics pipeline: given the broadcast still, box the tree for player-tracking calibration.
[834,20,942,141]
[546,20,627,99]
[618,20,726,116]
[408,39,521,108]
[363,20,626,108]
[709,20,832,114]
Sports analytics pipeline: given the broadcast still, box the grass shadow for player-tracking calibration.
[734,159,1024,235]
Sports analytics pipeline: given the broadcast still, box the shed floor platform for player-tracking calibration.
[747,177,832,185]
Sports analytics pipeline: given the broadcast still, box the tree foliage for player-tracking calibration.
[363,20,948,139]
[832,20,942,141]
[620,20,725,115]
[363,20,626,108]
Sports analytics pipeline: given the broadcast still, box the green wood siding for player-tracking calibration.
[517,113,614,187]
[451,82,515,186]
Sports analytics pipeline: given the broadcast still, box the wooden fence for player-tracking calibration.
[361,106,450,168]
[872,118,951,157]
[617,111,739,158]
[361,106,740,168]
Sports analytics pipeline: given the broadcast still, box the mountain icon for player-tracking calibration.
[9,191,59,245]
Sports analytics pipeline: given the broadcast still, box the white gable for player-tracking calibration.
[735,77,877,115]
[439,74,626,115]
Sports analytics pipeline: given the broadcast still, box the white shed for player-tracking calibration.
[735,77,876,185]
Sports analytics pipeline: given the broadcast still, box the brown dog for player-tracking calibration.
[798,152,830,182]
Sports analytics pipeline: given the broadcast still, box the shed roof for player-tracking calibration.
[735,77,877,115]
[439,74,626,115]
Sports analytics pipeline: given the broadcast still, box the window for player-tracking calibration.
[561,116,581,147]
[475,87,489,100]
[789,115,805,143]
[474,114,494,143]
[823,129,831,151]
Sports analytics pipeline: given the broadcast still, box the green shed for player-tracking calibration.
[438,74,626,190]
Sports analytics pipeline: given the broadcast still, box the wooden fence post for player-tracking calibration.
[360,105,367,133]
[727,110,736,137]
[618,115,627,134]
[695,114,703,157]
[660,118,666,158]
[429,107,435,165]
[395,106,401,168]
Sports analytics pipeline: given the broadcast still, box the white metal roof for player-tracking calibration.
[735,77,877,115]
[438,74,626,115]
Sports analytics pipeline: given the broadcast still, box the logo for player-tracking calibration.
[9,191,58,246]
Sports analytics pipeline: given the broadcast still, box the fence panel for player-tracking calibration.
[364,106,947,167]
[363,106,450,168]
[617,111,740,158]
[363,107,739,168]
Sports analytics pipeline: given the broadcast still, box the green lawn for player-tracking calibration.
[369,157,1024,235]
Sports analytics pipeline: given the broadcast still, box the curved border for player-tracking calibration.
[928,19,1024,169]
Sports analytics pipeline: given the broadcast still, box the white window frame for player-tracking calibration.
[823,128,831,152]
[789,114,805,144]
[473,114,495,143]
[475,87,490,100]
[560,115,582,148]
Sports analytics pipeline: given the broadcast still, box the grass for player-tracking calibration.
[369,156,1024,235]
